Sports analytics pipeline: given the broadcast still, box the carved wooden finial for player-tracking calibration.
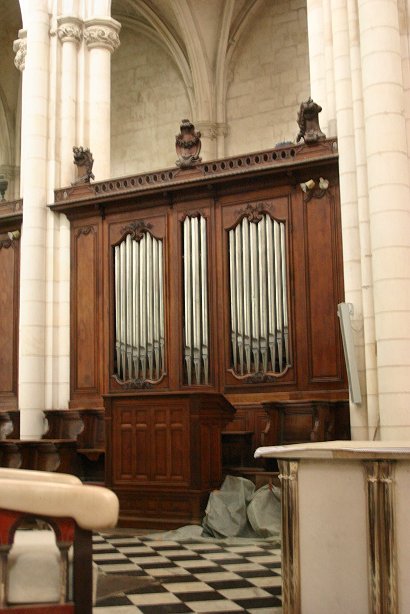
[175,119,202,168]
[72,146,95,185]
[296,98,326,145]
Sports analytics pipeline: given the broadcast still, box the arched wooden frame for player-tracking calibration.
[112,223,165,386]
[226,206,291,379]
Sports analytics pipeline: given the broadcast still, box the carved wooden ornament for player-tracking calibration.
[72,146,95,185]
[175,119,202,168]
[296,98,326,145]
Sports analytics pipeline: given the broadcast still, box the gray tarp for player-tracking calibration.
[144,476,281,544]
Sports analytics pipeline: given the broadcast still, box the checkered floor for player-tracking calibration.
[93,533,282,613]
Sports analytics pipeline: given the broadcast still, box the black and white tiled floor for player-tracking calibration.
[93,533,282,613]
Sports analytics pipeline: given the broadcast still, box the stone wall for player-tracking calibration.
[225,0,310,155]
[111,27,191,177]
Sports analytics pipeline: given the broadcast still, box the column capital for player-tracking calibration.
[13,29,27,72]
[83,18,121,53]
[195,121,229,140]
[57,16,83,46]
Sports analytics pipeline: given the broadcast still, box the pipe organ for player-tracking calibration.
[51,138,349,527]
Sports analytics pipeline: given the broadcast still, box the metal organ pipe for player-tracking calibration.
[114,232,165,382]
[229,214,290,375]
[183,215,209,385]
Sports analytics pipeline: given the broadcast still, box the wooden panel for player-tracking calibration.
[0,239,19,409]
[112,399,190,485]
[104,392,235,528]
[305,190,344,381]
[72,224,100,398]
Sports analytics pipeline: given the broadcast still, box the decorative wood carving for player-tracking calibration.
[175,119,202,168]
[0,199,23,222]
[54,139,337,203]
[296,97,326,145]
[111,376,153,390]
[72,146,95,185]
[75,225,95,237]
[234,202,267,224]
[0,411,20,439]
[0,440,78,474]
[262,400,350,446]
[119,220,153,241]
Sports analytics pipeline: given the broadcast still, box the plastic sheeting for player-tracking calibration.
[143,476,281,544]
[202,476,281,539]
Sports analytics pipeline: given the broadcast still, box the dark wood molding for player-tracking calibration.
[51,139,338,212]
[0,199,23,223]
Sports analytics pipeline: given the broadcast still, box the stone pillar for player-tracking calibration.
[330,0,368,439]
[83,18,120,180]
[347,0,379,438]
[54,16,83,409]
[358,0,410,439]
[322,0,336,136]
[15,3,50,439]
[195,121,227,161]
[57,16,82,185]
[306,0,328,133]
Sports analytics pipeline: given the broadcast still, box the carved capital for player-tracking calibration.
[57,16,83,45]
[83,18,121,53]
[195,121,229,141]
[13,30,27,71]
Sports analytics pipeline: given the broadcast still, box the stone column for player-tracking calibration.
[358,0,410,439]
[53,16,83,409]
[322,0,336,136]
[57,16,82,185]
[15,3,50,439]
[83,18,120,180]
[347,0,379,438]
[195,121,227,161]
[306,0,328,133]
[330,0,368,439]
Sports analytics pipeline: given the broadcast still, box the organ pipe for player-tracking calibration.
[228,213,290,375]
[114,232,164,382]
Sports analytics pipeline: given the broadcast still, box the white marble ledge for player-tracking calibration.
[254,440,410,460]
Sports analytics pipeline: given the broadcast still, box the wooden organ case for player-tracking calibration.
[51,138,349,527]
